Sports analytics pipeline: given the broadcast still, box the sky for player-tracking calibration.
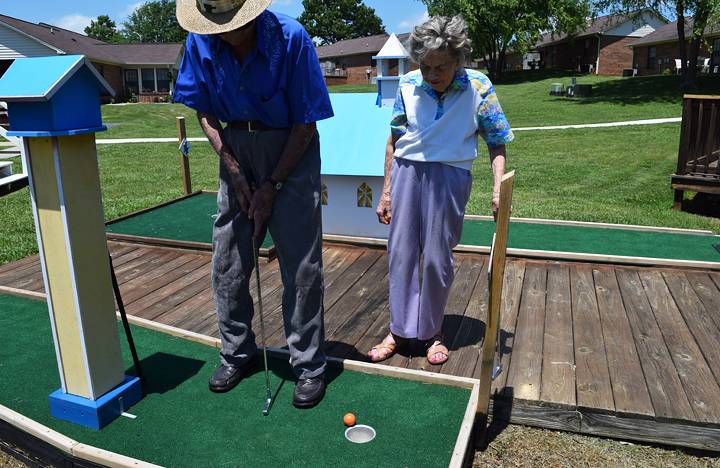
[1,0,430,35]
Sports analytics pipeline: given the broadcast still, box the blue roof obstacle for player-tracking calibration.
[0,55,114,136]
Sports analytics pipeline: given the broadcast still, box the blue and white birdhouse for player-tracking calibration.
[0,55,114,136]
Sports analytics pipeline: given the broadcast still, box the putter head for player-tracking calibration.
[491,364,503,381]
[263,391,273,416]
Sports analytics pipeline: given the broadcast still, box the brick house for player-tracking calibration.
[316,33,418,86]
[0,14,183,102]
[629,19,720,76]
[507,11,667,75]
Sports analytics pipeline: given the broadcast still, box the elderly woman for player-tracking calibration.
[368,15,513,365]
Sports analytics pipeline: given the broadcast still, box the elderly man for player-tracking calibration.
[174,0,333,408]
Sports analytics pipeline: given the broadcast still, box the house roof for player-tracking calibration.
[536,10,663,48]
[629,18,720,47]
[317,33,410,59]
[0,14,182,66]
[0,55,113,101]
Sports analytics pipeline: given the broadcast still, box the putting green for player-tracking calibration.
[0,294,470,467]
[106,192,720,263]
[105,192,274,249]
[461,220,720,263]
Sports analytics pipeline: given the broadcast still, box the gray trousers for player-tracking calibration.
[212,126,326,380]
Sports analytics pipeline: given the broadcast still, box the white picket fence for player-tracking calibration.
[0,101,27,195]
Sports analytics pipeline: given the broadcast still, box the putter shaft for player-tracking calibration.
[253,237,273,416]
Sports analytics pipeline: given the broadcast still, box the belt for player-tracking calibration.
[229,120,288,132]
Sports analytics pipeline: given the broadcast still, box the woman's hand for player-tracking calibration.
[492,191,500,222]
[376,191,392,225]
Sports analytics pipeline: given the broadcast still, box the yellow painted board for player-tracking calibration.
[27,137,89,398]
[56,134,124,398]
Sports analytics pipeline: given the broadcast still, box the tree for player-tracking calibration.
[420,0,591,80]
[123,0,187,43]
[85,15,123,43]
[298,0,386,45]
[593,0,720,90]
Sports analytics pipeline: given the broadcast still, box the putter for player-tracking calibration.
[253,236,273,416]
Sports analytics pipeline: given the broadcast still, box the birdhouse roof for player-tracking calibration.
[319,93,392,177]
[374,33,410,59]
[0,55,114,102]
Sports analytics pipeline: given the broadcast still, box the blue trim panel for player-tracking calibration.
[8,126,107,137]
[48,376,142,430]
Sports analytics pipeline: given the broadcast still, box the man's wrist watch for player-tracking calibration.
[267,176,283,192]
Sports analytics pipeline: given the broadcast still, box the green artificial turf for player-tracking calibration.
[461,220,720,262]
[104,189,720,263]
[0,294,471,467]
[105,192,274,249]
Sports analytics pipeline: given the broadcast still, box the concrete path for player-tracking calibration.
[93,117,682,144]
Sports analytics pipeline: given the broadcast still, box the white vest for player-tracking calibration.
[394,83,479,171]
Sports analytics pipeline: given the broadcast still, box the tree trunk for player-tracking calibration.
[683,5,712,91]
[676,0,688,83]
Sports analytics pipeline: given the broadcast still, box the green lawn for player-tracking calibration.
[2,116,718,265]
[101,73,720,139]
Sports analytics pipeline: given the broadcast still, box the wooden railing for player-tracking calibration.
[672,94,720,208]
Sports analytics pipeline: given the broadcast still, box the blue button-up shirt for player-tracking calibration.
[173,10,334,127]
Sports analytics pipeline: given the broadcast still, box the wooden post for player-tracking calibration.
[177,116,191,195]
[475,170,515,447]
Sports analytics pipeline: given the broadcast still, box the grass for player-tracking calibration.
[101,73,720,139]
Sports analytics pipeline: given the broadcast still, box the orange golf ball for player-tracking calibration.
[343,413,356,427]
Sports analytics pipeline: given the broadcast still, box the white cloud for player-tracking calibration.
[54,14,92,34]
[123,1,145,18]
[398,10,429,31]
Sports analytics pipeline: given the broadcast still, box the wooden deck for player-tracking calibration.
[1,241,719,451]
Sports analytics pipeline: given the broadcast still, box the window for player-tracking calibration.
[647,46,657,69]
[713,38,720,70]
[321,184,328,206]
[357,183,372,208]
[141,68,155,93]
[124,69,138,97]
[156,68,171,93]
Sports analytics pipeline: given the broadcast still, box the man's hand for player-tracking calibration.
[221,155,252,212]
[376,190,392,225]
[248,182,276,239]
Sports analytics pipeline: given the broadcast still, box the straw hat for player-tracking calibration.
[176,0,272,35]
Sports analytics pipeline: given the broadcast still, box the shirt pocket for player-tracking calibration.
[253,88,289,126]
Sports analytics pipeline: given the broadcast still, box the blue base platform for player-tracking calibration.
[49,376,142,430]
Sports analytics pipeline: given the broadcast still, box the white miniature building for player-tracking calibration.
[372,33,410,107]
[317,93,392,239]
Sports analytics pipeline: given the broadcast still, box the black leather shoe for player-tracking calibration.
[208,355,258,393]
[293,374,326,408]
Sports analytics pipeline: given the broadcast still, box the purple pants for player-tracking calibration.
[388,158,473,340]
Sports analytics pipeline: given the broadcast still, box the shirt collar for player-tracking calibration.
[416,68,469,100]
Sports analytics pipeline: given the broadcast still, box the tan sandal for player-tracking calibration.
[426,335,449,365]
[368,333,403,363]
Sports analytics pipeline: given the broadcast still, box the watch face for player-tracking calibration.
[275,182,283,191]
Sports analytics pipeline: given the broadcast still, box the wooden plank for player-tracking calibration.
[0,285,46,300]
[540,263,576,407]
[570,265,614,412]
[161,286,215,329]
[490,259,525,395]
[108,246,154,269]
[4,269,43,291]
[439,258,487,378]
[412,255,478,373]
[135,270,212,322]
[118,253,203,305]
[0,260,42,286]
[113,250,179,285]
[686,271,720,332]
[640,270,720,424]
[449,383,479,468]
[615,268,695,421]
[593,268,654,416]
[350,304,392,362]
[504,262,546,401]
[177,116,192,195]
[0,254,39,275]
[126,257,210,318]
[663,272,720,390]
[580,411,720,452]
